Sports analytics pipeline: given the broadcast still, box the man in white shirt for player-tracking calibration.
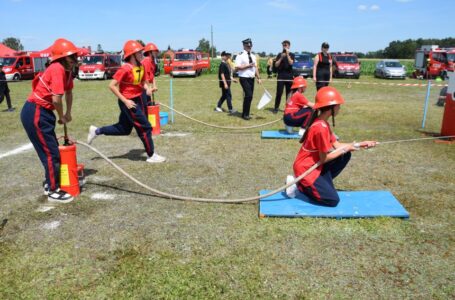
[235,38,262,120]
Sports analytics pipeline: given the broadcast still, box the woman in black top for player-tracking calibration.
[313,42,332,91]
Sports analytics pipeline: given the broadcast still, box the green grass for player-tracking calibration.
[0,74,454,299]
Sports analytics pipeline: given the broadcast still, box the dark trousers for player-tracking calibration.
[21,101,61,191]
[283,107,313,128]
[99,97,155,157]
[217,86,233,110]
[239,77,255,118]
[298,152,351,207]
[275,77,292,110]
[0,90,12,109]
[316,70,330,91]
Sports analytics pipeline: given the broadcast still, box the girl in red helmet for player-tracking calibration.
[286,86,376,206]
[87,40,166,163]
[142,42,159,107]
[20,38,79,203]
[283,76,314,136]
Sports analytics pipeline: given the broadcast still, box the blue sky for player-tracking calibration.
[1,0,453,54]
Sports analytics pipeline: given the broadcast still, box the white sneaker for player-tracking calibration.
[214,107,223,112]
[298,128,305,136]
[146,153,166,163]
[87,125,98,144]
[48,188,74,203]
[285,125,294,134]
[285,175,297,198]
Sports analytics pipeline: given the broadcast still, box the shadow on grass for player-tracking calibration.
[90,149,145,162]
[85,182,155,198]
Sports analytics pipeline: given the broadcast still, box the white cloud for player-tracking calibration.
[268,0,293,10]
[370,4,380,11]
[358,4,380,11]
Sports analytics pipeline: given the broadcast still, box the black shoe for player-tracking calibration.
[272,109,278,114]
[7,107,15,112]
[243,116,252,120]
[48,188,74,203]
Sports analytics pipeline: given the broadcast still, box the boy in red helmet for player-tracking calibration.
[87,40,166,163]
[286,87,376,206]
[20,38,79,203]
[283,76,314,135]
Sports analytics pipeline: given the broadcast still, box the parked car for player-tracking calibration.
[292,53,313,78]
[332,52,361,79]
[374,59,406,79]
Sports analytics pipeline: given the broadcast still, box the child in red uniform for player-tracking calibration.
[286,87,376,206]
[283,76,314,135]
[20,38,79,203]
[87,40,166,163]
[141,42,159,108]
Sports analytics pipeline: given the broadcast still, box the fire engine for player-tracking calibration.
[414,45,448,79]
[78,53,122,80]
[163,49,210,77]
[446,48,455,74]
[331,52,361,79]
[0,53,48,81]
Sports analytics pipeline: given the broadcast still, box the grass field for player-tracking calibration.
[0,74,454,299]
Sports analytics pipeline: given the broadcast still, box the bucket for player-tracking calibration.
[147,105,161,135]
[59,144,80,197]
[160,112,168,126]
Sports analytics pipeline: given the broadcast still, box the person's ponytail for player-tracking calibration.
[299,109,318,144]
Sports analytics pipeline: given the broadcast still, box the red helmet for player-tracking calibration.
[313,86,345,109]
[143,42,159,53]
[291,76,307,89]
[51,38,78,61]
[123,40,144,59]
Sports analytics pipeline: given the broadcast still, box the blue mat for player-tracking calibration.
[259,190,409,219]
[261,130,300,139]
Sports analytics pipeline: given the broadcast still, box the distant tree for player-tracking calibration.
[2,37,24,51]
[258,51,267,57]
[196,38,216,57]
[136,40,145,46]
[167,45,171,50]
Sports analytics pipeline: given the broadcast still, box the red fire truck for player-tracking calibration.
[414,45,448,79]
[0,53,48,81]
[446,49,455,74]
[163,49,210,77]
[78,53,122,80]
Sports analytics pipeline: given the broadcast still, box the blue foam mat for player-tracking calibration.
[261,130,300,139]
[259,190,409,219]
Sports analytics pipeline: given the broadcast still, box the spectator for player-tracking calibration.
[215,51,236,114]
[437,86,447,107]
[0,64,14,112]
[273,40,295,113]
[266,56,274,79]
[235,38,262,120]
[313,42,332,91]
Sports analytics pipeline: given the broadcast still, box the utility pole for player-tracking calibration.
[211,25,214,58]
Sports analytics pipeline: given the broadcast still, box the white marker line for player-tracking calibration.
[0,143,33,160]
